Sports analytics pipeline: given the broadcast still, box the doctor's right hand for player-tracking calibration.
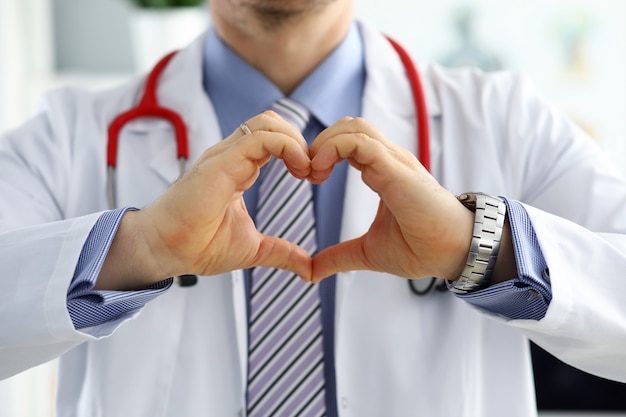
[95,111,313,291]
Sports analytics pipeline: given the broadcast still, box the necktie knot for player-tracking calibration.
[271,98,310,132]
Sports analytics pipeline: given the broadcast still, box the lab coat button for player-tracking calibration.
[237,408,244,417]
[527,289,542,300]
[341,396,349,409]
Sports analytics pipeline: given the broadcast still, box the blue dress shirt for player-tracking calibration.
[67,23,551,348]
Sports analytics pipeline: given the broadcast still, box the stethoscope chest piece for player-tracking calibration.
[176,274,199,287]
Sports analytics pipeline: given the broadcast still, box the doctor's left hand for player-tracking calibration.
[308,117,475,283]
[95,111,313,291]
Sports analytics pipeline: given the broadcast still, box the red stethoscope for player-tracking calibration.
[107,36,441,294]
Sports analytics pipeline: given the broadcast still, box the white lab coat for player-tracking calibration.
[2,21,626,417]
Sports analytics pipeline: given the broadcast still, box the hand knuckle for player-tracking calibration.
[352,117,370,130]
[261,110,278,120]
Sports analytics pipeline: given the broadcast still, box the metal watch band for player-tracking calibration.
[446,193,506,294]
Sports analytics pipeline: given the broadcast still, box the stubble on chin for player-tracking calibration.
[239,0,335,31]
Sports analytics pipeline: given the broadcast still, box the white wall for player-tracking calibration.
[354,0,626,175]
[0,0,53,132]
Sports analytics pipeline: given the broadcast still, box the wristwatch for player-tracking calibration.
[446,192,506,294]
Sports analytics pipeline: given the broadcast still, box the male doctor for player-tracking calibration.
[2,0,626,416]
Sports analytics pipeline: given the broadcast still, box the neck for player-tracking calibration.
[211,0,353,95]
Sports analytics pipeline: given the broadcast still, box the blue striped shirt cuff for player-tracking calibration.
[67,208,173,329]
[455,199,552,320]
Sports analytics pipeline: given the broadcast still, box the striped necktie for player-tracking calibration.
[247,98,326,417]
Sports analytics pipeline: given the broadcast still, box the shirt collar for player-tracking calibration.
[203,22,365,136]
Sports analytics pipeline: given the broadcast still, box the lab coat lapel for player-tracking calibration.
[335,22,441,320]
[145,32,223,185]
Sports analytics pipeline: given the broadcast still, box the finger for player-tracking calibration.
[310,236,374,283]
[310,116,394,157]
[309,116,354,156]
[195,129,311,194]
[311,131,395,185]
[204,111,309,160]
[308,165,335,184]
[252,235,313,280]
[310,118,399,170]
[313,136,424,195]
[237,112,313,177]
[243,111,308,149]
[239,130,312,176]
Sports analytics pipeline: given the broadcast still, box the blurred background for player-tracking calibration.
[1,0,625,416]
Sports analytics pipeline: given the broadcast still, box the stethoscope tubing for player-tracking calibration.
[106,51,188,210]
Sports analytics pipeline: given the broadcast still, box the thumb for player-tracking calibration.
[253,235,313,280]
[311,236,373,283]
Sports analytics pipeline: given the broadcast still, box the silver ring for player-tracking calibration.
[239,122,252,135]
